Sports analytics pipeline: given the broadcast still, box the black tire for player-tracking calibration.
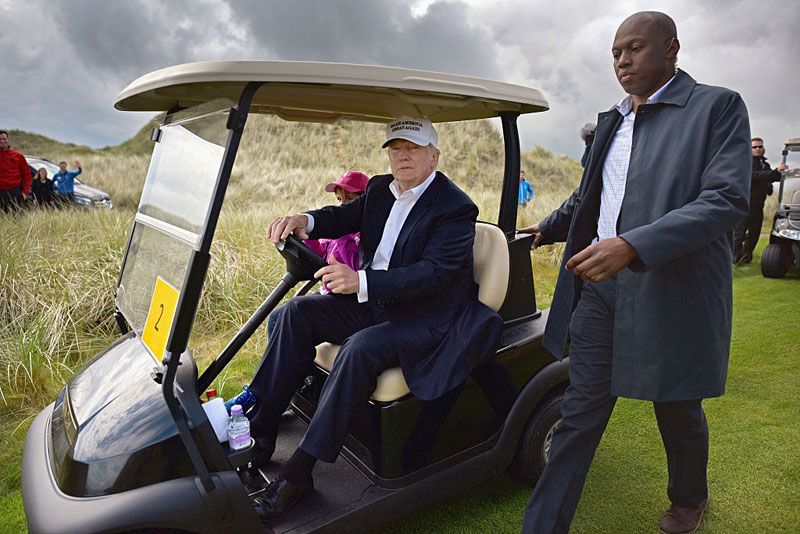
[761,243,790,278]
[509,394,563,487]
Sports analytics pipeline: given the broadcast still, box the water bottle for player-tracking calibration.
[226,404,251,451]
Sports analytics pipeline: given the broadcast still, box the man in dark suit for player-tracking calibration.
[249,116,503,519]
[520,12,750,534]
[732,137,788,264]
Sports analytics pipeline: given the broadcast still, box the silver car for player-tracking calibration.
[26,157,113,209]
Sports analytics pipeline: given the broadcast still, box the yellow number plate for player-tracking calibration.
[142,276,180,362]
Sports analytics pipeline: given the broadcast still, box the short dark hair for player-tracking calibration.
[59,161,67,165]
[652,12,677,40]
[751,137,763,143]
[632,11,677,40]
[0,130,8,137]
[634,12,678,68]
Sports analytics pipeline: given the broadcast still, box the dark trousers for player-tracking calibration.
[733,194,766,261]
[249,293,400,463]
[0,187,24,212]
[522,277,709,534]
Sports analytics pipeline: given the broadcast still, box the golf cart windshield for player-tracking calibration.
[784,142,800,178]
[116,100,232,342]
[780,140,800,212]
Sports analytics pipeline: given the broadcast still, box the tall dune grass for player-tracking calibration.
[1,117,581,418]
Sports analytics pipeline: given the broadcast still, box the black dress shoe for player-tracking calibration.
[252,476,314,520]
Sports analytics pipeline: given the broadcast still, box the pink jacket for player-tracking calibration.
[305,233,360,293]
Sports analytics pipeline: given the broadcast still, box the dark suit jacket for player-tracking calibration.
[307,171,503,400]
[539,70,750,401]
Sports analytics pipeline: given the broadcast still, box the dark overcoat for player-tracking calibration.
[540,70,751,401]
[308,171,503,400]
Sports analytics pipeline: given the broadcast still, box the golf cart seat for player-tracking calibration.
[314,222,510,402]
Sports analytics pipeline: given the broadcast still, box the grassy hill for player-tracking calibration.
[11,116,582,213]
[9,129,100,160]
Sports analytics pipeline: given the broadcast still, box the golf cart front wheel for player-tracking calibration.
[761,243,790,278]
[510,394,563,487]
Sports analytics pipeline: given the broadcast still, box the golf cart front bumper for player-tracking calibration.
[22,405,262,534]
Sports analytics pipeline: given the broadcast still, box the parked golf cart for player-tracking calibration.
[761,137,800,278]
[22,60,569,533]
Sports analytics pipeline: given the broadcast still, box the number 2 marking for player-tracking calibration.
[154,303,164,332]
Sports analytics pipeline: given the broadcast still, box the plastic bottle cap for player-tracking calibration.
[205,389,218,400]
[231,404,243,416]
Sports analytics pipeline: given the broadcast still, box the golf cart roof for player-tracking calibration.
[114,60,549,123]
[785,137,800,151]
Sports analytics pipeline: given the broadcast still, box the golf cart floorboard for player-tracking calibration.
[244,412,394,533]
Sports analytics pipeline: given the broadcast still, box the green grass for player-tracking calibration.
[1,237,797,533]
[381,241,800,533]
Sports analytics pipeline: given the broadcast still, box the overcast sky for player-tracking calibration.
[2,0,798,160]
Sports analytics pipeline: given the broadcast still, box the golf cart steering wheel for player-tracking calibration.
[276,234,327,281]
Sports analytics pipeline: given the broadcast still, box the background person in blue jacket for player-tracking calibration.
[518,170,534,206]
[520,11,750,534]
[53,160,81,203]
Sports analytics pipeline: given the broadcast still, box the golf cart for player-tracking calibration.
[761,137,800,278]
[22,60,569,533]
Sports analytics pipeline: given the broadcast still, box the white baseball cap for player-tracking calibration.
[382,116,438,148]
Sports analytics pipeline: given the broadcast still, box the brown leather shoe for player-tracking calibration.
[658,499,709,534]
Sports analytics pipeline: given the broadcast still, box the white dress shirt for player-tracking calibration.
[357,171,437,302]
[305,170,437,303]
[596,75,676,241]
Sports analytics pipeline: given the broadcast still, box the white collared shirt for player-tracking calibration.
[357,170,437,302]
[305,171,437,303]
[596,75,676,241]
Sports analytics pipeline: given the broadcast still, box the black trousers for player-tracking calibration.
[0,187,24,212]
[522,277,709,534]
[733,194,766,261]
[249,293,400,463]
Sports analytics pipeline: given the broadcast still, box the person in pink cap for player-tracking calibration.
[304,170,369,292]
[225,170,369,414]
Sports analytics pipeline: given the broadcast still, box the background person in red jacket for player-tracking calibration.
[0,130,31,212]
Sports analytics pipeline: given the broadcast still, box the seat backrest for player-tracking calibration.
[473,222,509,311]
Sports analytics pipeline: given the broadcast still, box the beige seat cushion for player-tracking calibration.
[315,342,410,402]
[473,223,510,312]
[314,222,509,402]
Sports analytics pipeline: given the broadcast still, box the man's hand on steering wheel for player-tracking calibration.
[314,256,360,294]
[268,214,309,243]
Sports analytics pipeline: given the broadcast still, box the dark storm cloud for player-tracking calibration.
[1,0,247,147]
[46,0,195,78]
[2,0,798,159]
[228,0,500,78]
[472,0,800,158]
[1,0,500,148]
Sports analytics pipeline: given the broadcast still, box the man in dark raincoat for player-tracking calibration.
[520,11,750,534]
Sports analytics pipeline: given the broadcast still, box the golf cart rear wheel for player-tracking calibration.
[510,394,563,487]
[761,243,790,278]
